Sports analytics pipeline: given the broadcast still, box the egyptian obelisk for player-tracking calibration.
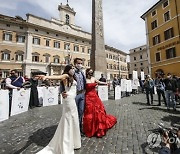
[91,0,107,78]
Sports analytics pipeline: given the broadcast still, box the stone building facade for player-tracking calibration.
[129,45,150,78]
[0,3,128,80]
[141,0,180,77]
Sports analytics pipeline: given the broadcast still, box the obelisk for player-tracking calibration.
[91,0,107,78]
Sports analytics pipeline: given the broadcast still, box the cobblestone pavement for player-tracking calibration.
[0,93,180,154]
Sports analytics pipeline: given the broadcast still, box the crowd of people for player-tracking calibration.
[0,59,180,154]
[143,73,180,111]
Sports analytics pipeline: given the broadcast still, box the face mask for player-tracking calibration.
[88,71,93,76]
[69,69,75,76]
[76,64,82,70]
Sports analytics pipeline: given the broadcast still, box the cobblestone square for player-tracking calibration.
[0,94,179,154]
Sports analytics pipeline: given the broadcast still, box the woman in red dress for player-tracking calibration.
[83,68,117,137]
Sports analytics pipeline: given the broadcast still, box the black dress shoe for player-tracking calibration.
[36,104,42,107]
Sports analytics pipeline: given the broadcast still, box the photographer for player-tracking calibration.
[159,128,180,154]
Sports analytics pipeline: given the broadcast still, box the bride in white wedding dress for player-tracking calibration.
[36,65,81,154]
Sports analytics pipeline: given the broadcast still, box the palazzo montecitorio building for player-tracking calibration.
[0,3,128,80]
[141,0,180,77]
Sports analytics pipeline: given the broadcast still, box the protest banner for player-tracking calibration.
[132,79,139,89]
[37,87,44,105]
[11,89,30,116]
[133,70,138,79]
[43,87,59,106]
[98,85,108,101]
[115,86,121,100]
[121,79,127,91]
[141,71,145,80]
[126,80,132,92]
[0,90,9,122]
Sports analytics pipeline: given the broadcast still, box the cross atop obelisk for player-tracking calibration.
[91,0,107,78]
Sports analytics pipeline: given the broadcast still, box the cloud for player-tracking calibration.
[0,0,158,53]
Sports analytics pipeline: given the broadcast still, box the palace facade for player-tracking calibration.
[0,3,128,80]
[141,0,180,77]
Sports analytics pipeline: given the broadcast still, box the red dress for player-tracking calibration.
[83,83,117,137]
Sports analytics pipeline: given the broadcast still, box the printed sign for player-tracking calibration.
[37,87,44,105]
[141,72,145,80]
[43,87,59,106]
[133,70,138,79]
[98,86,108,101]
[0,90,9,122]
[126,80,132,92]
[121,79,127,92]
[132,79,139,89]
[11,89,30,116]
[115,86,121,100]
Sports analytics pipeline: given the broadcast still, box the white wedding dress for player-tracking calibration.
[36,80,81,154]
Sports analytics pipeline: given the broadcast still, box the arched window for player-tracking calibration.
[1,49,11,61]
[15,50,24,61]
[53,55,60,64]
[65,14,70,24]
[32,52,40,62]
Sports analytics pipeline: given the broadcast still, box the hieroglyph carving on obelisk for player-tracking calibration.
[91,0,107,78]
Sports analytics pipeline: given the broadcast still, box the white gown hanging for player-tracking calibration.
[36,80,81,154]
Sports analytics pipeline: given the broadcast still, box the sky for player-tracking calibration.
[0,0,158,53]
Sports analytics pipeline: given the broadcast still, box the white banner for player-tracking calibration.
[98,86,108,101]
[141,72,145,80]
[37,87,44,105]
[115,86,121,100]
[132,79,139,89]
[0,90,9,122]
[133,71,138,79]
[126,80,132,92]
[11,89,31,116]
[154,86,157,95]
[121,79,127,92]
[43,87,59,106]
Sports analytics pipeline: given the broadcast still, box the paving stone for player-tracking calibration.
[0,93,179,154]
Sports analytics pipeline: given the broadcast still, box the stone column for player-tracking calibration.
[24,32,33,77]
[91,0,107,79]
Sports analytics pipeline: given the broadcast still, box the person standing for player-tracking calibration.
[155,75,166,106]
[28,72,42,108]
[6,69,25,116]
[112,77,119,99]
[164,73,177,111]
[144,75,154,105]
[99,73,106,82]
[83,68,117,138]
[36,65,81,154]
[73,58,86,135]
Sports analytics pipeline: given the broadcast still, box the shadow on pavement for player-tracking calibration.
[138,106,180,115]
[161,115,180,128]
[14,125,57,154]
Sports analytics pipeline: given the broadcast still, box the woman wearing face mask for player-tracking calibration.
[36,65,81,154]
[83,68,117,138]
